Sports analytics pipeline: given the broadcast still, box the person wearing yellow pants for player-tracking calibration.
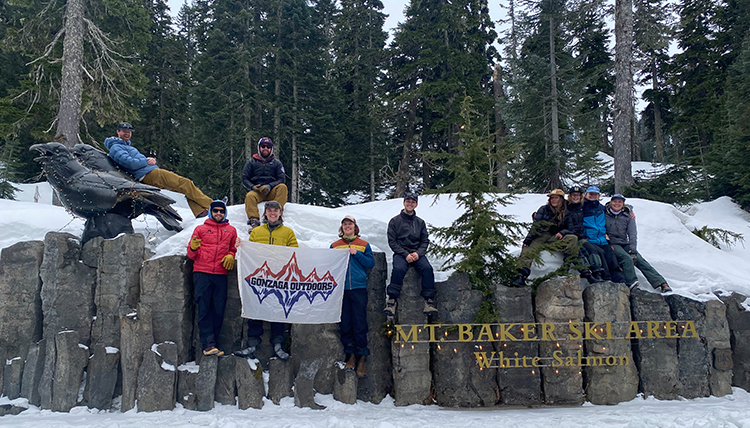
[241,137,288,232]
[104,122,213,218]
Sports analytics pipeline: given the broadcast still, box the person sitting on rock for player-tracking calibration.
[511,189,582,287]
[383,192,437,318]
[605,194,672,293]
[241,137,288,233]
[330,215,374,377]
[560,186,609,283]
[105,122,213,218]
[581,186,626,284]
[187,199,238,357]
[233,201,296,360]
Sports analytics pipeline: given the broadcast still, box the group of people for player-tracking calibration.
[512,186,671,294]
[104,122,437,376]
[182,194,436,377]
[103,122,671,376]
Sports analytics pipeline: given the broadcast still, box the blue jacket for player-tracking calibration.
[330,237,374,290]
[582,199,608,246]
[104,137,158,180]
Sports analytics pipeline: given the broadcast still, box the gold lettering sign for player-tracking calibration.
[392,321,699,343]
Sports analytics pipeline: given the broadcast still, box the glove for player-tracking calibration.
[190,237,201,251]
[260,185,271,195]
[221,254,235,270]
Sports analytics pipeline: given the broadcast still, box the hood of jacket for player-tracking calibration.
[104,137,130,151]
[209,200,229,223]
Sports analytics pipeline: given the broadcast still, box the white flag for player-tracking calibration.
[237,241,350,324]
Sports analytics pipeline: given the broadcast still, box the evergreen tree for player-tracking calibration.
[668,0,724,198]
[717,31,750,209]
[387,0,498,193]
[4,0,150,146]
[331,0,388,202]
[502,0,580,191]
[634,0,674,162]
[429,96,524,315]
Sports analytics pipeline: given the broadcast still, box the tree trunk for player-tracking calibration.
[291,78,299,203]
[613,0,635,192]
[229,147,234,205]
[395,97,417,198]
[493,63,508,191]
[549,16,562,191]
[55,0,85,147]
[369,130,375,201]
[652,57,664,162]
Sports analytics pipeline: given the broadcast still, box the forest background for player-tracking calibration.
[1,0,749,210]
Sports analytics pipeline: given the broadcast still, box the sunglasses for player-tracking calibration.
[260,144,272,149]
[212,209,225,213]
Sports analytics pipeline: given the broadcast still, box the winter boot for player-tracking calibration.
[273,343,290,360]
[345,353,356,370]
[592,270,605,282]
[203,347,224,357]
[383,298,397,318]
[356,356,366,377]
[423,298,438,316]
[233,345,256,359]
[580,269,602,284]
[510,268,530,288]
[247,217,261,233]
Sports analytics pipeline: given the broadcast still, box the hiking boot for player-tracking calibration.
[273,343,290,360]
[580,269,601,284]
[592,270,605,282]
[196,209,209,219]
[510,267,530,288]
[247,218,261,233]
[356,356,366,377]
[345,353,356,370]
[232,345,256,359]
[629,280,639,290]
[383,298,397,318]
[423,298,438,315]
[659,283,672,294]
[203,347,224,357]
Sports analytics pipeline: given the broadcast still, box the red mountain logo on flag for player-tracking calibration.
[244,252,339,317]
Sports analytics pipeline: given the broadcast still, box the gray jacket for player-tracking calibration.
[604,203,637,252]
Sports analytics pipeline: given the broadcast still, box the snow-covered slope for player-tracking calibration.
[2,182,749,300]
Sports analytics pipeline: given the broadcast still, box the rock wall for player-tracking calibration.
[1,234,749,413]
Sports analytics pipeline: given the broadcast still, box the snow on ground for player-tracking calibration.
[3,182,750,296]
[2,183,750,425]
[2,388,750,428]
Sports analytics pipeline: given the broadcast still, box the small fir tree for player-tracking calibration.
[428,96,525,320]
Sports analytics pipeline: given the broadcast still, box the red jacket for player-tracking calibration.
[187,218,238,275]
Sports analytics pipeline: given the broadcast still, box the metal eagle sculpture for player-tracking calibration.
[31,142,183,243]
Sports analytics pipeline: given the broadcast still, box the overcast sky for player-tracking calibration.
[164,0,507,40]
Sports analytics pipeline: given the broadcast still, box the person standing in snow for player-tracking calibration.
[187,199,238,356]
[384,192,437,317]
[330,215,374,377]
[241,137,288,233]
[234,201,296,360]
[605,194,672,293]
[105,122,213,218]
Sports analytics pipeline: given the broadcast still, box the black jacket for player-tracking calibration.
[560,201,585,239]
[241,153,285,190]
[523,204,565,246]
[387,210,430,258]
